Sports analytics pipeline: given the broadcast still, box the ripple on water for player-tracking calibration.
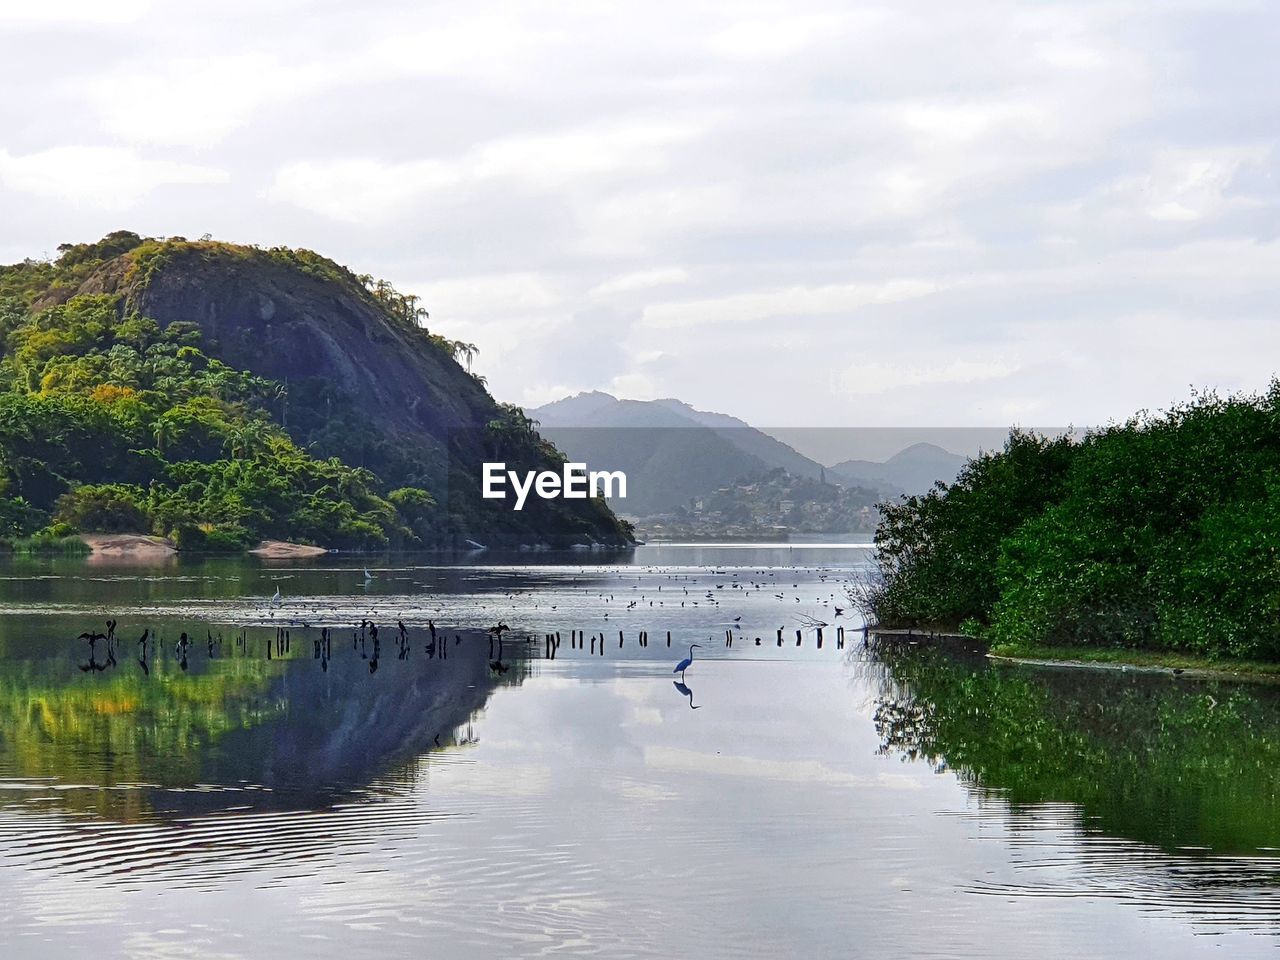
[945,804,1280,931]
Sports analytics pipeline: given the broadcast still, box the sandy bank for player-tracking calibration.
[248,540,329,559]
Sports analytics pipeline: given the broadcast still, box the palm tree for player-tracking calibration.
[451,341,479,373]
[153,418,177,455]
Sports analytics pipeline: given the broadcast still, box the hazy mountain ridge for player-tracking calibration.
[827,443,967,495]
[533,392,785,514]
[531,393,968,524]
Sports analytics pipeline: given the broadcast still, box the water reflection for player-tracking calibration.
[2,550,1280,957]
[0,628,515,816]
[672,679,701,709]
[870,636,1280,921]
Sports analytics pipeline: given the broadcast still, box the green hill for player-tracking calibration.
[0,231,633,551]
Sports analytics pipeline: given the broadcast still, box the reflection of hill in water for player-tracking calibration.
[0,634,518,817]
[0,636,523,886]
[868,638,1280,916]
[168,645,511,813]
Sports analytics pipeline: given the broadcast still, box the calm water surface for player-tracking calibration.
[0,544,1276,958]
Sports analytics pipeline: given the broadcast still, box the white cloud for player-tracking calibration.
[709,15,836,60]
[0,146,227,210]
[267,121,699,223]
[839,358,1023,397]
[369,17,570,83]
[0,0,153,22]
[639,278,943,329]
[267,157,461,222]
[3,0,1280,429]
[411,272,566,317]
[470,122,698,186]
[90,55,331,148]
[589,267,689,297]
[1137,147,1270,222]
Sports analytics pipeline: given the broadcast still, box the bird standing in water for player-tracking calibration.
[674,643,701,680]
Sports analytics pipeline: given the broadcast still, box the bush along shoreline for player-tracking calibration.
[864,383,1280,667]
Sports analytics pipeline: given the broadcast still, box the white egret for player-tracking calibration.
[673,643,701,680]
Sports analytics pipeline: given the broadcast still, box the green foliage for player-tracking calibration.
[873,385,1280,661]
[0,230,630,551]
[873,430,1075,627]
[54,483,147,533]
[0,495,41,538]
[0,240,442,550]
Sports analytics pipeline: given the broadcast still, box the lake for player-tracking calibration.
[0,544,1276,958]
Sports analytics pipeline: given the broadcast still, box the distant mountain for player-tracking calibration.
[531,393,967,514]
[530,392,825,514]
[826,443,966,496]
[649,399,825,480]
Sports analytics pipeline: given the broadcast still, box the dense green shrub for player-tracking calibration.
[55,483,148,533]
[873,431,1075,627]
[873,384,1280,660]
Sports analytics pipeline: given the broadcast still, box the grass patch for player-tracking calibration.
[0,534,91,556]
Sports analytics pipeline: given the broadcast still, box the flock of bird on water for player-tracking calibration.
[72,564,864,707]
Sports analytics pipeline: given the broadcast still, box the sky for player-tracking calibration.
[1,0,1278,430]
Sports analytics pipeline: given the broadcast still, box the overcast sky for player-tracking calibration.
[2,0,1277,429]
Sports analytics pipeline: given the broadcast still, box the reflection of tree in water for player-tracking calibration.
[869,637,1280,857]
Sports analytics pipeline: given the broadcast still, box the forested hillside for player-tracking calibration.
[0,232,632,551]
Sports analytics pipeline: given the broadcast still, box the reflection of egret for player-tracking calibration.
[673,643,701,680]
[672,679,700,709]
[489,636,509,674]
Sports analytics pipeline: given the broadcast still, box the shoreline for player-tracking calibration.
[987,643,1280,682]
[870,627,1280,682]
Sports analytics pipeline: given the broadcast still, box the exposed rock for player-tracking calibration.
[81,533,177,558]
[248,540,329,559]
